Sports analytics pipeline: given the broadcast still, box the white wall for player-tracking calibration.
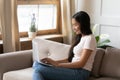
[76,0,120,48]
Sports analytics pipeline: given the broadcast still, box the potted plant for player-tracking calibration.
[92,24,111,49]
[28,13,37,39]
[95,34,111,49]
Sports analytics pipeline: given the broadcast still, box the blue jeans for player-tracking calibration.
[32,61,90,80]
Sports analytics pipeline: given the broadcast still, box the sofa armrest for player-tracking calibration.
[0,50,33,80]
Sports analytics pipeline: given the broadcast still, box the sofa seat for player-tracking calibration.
[3,68,120,80]
[3,68,33,80]
[89,77,120,80]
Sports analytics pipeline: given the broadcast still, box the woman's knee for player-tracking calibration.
[32,61,39,68]
[33,62,47,73]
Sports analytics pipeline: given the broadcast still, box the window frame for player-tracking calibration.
[0,35,1,40]
[0,25,2,40]
[17,0,61,38]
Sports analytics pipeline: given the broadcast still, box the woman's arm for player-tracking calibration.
[56,58,69,63]
[57,49,92,68]
[42,49,92,68]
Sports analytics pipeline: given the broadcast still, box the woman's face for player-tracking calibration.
[72,18,81,34]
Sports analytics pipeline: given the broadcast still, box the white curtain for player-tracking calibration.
[0,0,21,53]
[0,0,3,36]
[0,17,2,35]
[60,0,77,44]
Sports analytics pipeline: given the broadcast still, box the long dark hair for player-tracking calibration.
[68,11,92,62]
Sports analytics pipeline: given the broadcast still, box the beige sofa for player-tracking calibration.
[0,38,120,80]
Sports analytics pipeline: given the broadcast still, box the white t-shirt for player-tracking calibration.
[72,34,96,71]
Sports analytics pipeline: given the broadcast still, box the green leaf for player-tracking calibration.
[29,24,37,32]
[98,39,110,46]
[95,36,100,43]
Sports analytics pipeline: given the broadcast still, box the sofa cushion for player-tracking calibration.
[100,47,120,78]
[32,38,70,62]
[91,48,105,77]
[89,77,120,80]
[3,68,33,80]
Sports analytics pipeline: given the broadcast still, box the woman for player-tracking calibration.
[33,11,96,80]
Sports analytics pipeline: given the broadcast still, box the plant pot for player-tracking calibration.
[97,45,113,49]
[28,32,37,39]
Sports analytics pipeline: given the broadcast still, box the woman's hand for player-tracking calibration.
[41,58,59,67]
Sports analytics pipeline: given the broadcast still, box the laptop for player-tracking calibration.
[36,52,53,66]
[37,57,53,66]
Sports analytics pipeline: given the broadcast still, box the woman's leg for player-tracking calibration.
[33,70,45,80]
[32,61,45,80]
[32,61,90,80]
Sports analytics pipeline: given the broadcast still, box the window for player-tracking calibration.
[17,0,61,37]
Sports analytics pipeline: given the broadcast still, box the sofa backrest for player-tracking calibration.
[100,47,120,78]
[91,48,105,77]
[32,38,70,62]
